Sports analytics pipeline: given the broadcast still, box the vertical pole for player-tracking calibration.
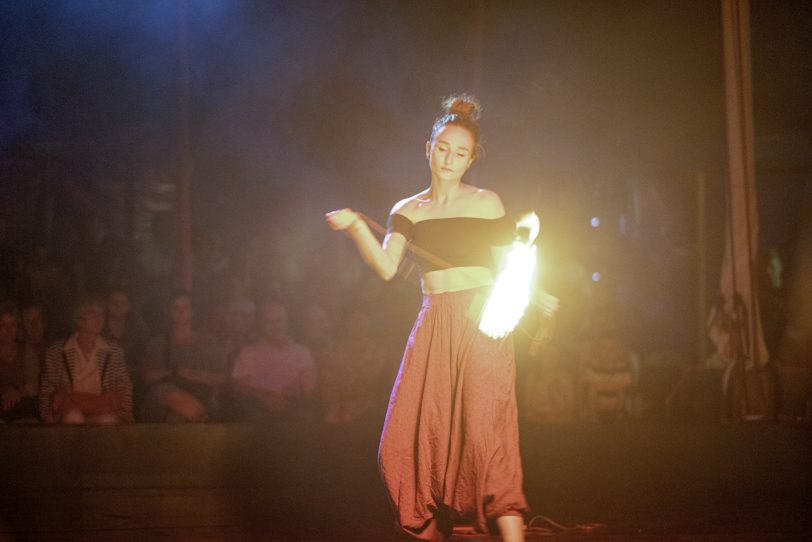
[176,0,193,292]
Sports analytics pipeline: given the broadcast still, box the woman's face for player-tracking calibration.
[426,124,475,181]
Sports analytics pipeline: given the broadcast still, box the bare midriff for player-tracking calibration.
[421,266,494,295]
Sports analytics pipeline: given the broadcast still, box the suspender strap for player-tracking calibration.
[100,351,112,380]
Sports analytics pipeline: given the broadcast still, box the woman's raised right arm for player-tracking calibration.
[325,208,407,281]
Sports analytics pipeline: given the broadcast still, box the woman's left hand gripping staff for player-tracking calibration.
[325,208,407,282]
[325,208,361,232]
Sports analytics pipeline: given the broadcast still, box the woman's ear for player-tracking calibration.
[425,141,431,160]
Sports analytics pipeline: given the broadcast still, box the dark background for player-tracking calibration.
[1,0,810,358]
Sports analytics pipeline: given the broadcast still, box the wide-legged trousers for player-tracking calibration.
[378,287,528,539]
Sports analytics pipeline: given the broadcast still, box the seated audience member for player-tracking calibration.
[21,301,49,387]
[39,295,133,424]
[1,302,40,422]
[102,287,150,404]
[522,345,576,423]
[21,301,48,363]
[140,291,227,423]
[319,305,385,424]
[580,332,636,421]
[231,299,316,422]
[102,287,150,371]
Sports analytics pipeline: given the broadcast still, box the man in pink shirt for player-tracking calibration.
[231,300,316,421]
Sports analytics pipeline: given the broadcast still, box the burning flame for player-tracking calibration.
[479,213,540,339]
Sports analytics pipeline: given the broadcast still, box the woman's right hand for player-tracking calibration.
[325,208,361,231]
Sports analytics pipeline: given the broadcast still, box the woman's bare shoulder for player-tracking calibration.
[389,191,428,221]
[469,187,505,218]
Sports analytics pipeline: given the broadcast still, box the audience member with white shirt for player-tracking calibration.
[39,295,132,424]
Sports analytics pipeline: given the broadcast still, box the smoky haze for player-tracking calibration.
[1,1,810,348]
[2,1,739,226]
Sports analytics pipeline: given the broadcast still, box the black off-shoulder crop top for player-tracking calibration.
[387,214,515,273]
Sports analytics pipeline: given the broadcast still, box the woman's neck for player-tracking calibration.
[428,177,463,204]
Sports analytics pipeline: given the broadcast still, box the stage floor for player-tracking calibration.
[2,422,810,541]
[7,527,803,541]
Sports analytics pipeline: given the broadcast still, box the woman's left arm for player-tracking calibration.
[326,208,408,281]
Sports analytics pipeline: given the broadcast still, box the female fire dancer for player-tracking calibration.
[326,95,557,541]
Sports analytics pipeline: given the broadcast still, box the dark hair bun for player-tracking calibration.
[442,94,481,121]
